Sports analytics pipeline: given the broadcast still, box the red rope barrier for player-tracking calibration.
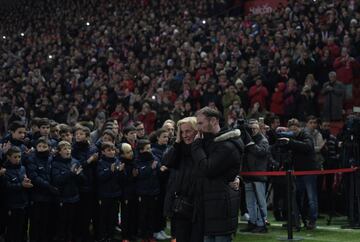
[240,167,358,177]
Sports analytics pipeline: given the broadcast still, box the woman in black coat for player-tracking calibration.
[162,117,204,242]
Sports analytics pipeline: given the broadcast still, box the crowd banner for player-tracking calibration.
[240,167,358,177]
[244,0,288,15]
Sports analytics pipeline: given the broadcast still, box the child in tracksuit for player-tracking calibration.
[96,142,124,242]
[3,146,33,242]
[72,126,98,241]
[136,139,161,242]
[51,141,84,242]
[27,137,58,242]
[120,143,138,241]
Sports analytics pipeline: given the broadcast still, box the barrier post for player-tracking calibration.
[278,170,302,241]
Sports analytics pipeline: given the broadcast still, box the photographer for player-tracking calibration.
[242,121,270,233]
[278,118,318,230]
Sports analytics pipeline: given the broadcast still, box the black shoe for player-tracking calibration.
[251,226,268,233]
[282,223,301,232]
[306,221,317,230]
[240,222,257,232]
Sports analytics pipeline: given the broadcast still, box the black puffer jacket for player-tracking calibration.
[96,156,123,199]
[243,133,270,182]
[3,162,29,209]
[27,151,54,202]
[191,129,243,236]
[51,155,84,203]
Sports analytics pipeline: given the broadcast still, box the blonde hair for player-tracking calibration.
[177,117,197,131]
[57,141,71,150]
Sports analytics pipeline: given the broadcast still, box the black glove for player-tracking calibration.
[49,185,60,195]
[241,130,254,147]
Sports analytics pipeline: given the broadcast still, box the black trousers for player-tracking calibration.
[29,202,51,242]
[75,192,97,242]
[138,195,158,240]
[0,201,6,237]
[174,216,203,242]
[121,197,138,240]
[54,202,78,242]
[97,198,119,241]
[154,190,167,232]
[5,208,26,242]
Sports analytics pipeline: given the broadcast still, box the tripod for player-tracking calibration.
[346,135,360,228]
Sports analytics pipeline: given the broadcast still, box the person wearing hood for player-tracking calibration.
[191,107,243,242]
[27,137,58,242]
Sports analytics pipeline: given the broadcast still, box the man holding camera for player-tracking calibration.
[278,118,318,230]
[192,107,243,242]
[242,120,270,233]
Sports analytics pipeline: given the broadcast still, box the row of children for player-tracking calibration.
[0,119,174,242]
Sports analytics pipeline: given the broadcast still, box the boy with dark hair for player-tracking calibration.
[96,142,124,242]
[3,146,33,242]
[122,125,137,148]
[120,143,138,242]
[31,118,57,148]
[52,141,84,242]
[136,139,160,242]
[59,124,74,144]
[72,126,99,241]
[0,121,27,159]
[27,137,58,242]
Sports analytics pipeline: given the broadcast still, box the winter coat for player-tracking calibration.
[243,133,270,182]
[72,141,97,193]
[136,152,160,196]
[270,82,286,115]
[27,152,54,202]
[51,155,83,203]
[96,156,123,199]
[3,162,29,209]
[288,130,317,171]
[191,129,243,236]
[121,158,137,199]
[248,85,269,109]
[321,81,345,121]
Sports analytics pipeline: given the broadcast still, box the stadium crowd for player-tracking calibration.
[1,0,360,241]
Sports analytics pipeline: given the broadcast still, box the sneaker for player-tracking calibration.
[153,232,167,240]
[241,213,250,221]
[251,226,268,233]
[159,230,171,239]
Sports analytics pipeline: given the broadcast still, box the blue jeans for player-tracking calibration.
[245,181,267,226]
[295,175,318,223]
[204,235,232,242]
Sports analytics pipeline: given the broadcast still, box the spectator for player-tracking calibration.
[192,107,243,242]
[321,72,345,121]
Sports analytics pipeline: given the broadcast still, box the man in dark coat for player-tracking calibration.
[191,107,243,242]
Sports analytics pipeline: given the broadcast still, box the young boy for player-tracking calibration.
[120,143,138,242]
[122,125,137,149]
[72,125,98,241]
[52,141,84,242]
[27,137,58,242]
[3,146,33,242]
[96,142,124,242]
[0,121,27,160]
[32,118,57,148]
[136,139,160,242]
[59,124,74,144]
